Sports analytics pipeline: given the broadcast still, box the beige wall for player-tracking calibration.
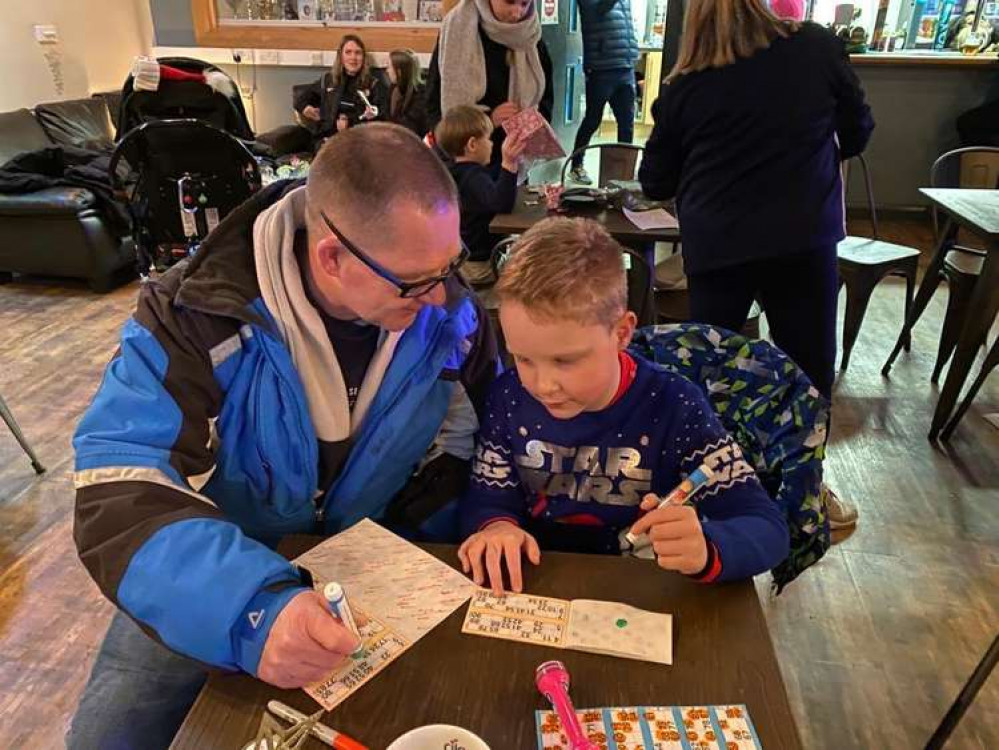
[0,0,154,111]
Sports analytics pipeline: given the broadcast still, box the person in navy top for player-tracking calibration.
[458,217,788,594]
[639,0,874,402]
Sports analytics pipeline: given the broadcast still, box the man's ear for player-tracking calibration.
[315,235,344,279]
[616,310,638,350]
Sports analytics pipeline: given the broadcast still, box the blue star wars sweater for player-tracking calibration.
[459,355,789,582]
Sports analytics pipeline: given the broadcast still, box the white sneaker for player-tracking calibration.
[569,165,593,185]
[822,485,858,530]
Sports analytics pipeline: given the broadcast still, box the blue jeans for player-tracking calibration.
[572,68,636,166]
[67,611,208,750]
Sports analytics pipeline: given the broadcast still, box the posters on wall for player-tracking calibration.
[540,0,559,24]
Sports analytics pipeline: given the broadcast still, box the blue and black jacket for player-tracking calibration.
[72,180,498,675]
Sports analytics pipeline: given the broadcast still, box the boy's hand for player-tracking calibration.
[257,591,360,689]
[457,521,541,595]
[491,101,520,127]
[301,105,321,122]
[501,131,528,173]
[629,493,709,575]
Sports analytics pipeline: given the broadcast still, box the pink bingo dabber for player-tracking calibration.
[535,661,598,750]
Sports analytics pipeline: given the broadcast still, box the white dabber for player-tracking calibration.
[323,582,365,657]
[621,464,715,553]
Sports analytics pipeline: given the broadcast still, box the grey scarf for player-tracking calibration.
[253,187,402,443]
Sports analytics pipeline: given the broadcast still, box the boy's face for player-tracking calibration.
[465,134,494,165]
[500,301,637,420]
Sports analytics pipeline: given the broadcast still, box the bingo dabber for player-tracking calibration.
[323,582,365,658]
[535,661,598,750]
[621,463,715,553]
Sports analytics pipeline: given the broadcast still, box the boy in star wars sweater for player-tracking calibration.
[458,218,788,594]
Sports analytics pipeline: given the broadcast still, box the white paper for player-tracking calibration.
[462,590,672,665]
[623,207,679,231]
[294,518,476,643]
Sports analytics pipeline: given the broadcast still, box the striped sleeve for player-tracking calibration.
[73,281,306,672]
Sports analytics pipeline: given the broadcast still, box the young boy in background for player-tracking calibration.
[458,217,789,594]
[435,105,526,283]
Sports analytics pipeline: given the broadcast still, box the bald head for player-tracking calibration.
[306,123,457,243]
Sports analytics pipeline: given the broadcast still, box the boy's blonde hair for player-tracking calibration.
[435,105,493,158]
[495,217,628,327]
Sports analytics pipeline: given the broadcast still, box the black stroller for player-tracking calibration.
[109,119,261,276]
[115,57,255,143]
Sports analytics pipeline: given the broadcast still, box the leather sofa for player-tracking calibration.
[0,96,134,292]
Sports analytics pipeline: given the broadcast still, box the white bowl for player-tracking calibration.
[386,724,490,750]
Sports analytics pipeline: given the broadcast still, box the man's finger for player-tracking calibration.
[303,597,360,654]
[457,542,470,573]
[504,540,524,593]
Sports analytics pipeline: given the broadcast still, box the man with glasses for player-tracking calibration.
[67,124,498,749]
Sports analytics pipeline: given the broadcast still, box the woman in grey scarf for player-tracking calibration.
[426,0,553,173]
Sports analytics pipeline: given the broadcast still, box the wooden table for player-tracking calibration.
[883,188,999,440]
[171,541,802,750]
[489,185,682,249]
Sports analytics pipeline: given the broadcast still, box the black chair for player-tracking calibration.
[110,119,261,276]
[0,391,45,475]
[560,143,645,188]
[882,146,999,383]
[837,154,920,372]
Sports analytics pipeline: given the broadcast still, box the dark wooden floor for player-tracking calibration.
[0,218,997,749]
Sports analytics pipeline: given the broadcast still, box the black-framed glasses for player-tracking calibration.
[320,210,468,299]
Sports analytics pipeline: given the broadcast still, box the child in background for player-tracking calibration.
[435,105,527,284]
[457,217,789,594]
[386,48,429,137]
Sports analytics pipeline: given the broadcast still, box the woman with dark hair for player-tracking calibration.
[639,0,874,529]
[386,48,429,136]
[295,34,389,143]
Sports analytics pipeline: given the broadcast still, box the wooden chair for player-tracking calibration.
[0,391,45,474]
[837,154,920,372]
[560,143,644,188]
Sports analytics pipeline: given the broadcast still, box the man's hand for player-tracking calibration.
[629,493,709,575]
[501,130,528,173]
[301,105,321,122]
[257,590,360,689]
[458,520,541,595]
[491,101,521,128]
